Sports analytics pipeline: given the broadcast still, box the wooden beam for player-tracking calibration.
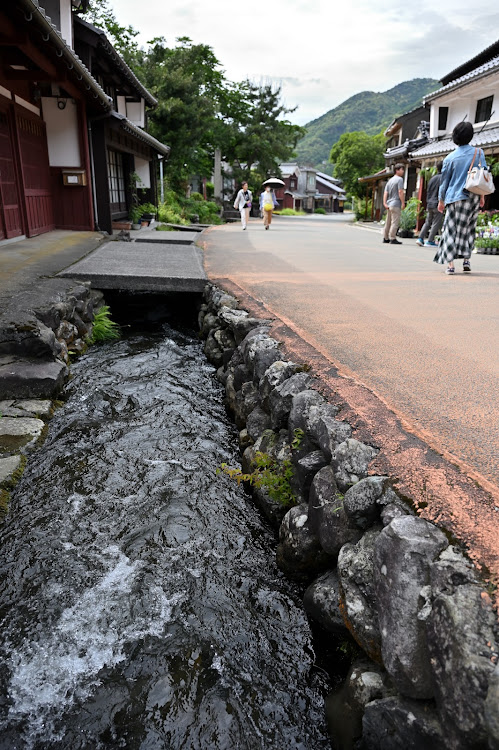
[3,69,54,81]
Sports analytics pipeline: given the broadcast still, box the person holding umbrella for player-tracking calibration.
[259,179,281,229]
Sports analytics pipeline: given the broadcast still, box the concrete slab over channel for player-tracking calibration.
[57,239,207,292]
[135,230,198,245]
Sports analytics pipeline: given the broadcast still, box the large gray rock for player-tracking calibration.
[326,660,388,750]
[0,357,67,399]
[361,696,445,750]
[307,403,351,462]
[246,406,271,442]
[203,329,224,367]
[252,485,290,529]
[252,345,282,383]
[276,503,331,577]
[308,464,339,534]
[234,381,261,426]
[317,497,362,559]
[288,389,324,442]
[240,329,276,374]
[259,360,301,412]
[374,517,449,699]
[338,528,383,662]
[343,475,389,530]
[308,465,361,557]
[269,372,313,430]
[485,665,499,749]
[296,450,328,498]
[303,569,348,635]
[331,438,378,492]
[0,316,59,359]
[427,547,499,749]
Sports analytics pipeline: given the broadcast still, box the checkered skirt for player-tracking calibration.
[434,195,480,264]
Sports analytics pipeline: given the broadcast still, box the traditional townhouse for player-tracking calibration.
[358,107,430,222]
[0,0,169,242]
[410,39,499,212]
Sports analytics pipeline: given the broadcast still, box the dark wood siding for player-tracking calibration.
[0,102,23,239]
[15,108,54,236]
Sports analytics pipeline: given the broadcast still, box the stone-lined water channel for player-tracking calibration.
[0,309,332,749]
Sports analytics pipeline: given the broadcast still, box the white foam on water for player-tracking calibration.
[6,545,183,744]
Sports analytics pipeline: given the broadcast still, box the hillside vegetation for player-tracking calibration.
[295,78,439,168]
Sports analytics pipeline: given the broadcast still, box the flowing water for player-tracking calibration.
[0,315,332,749]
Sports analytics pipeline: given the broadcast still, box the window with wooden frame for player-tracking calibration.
[475,95,493,124]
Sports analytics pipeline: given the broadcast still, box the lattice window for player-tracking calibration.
[107,149,126,207]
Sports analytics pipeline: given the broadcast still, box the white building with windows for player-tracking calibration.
[410,39,499,210]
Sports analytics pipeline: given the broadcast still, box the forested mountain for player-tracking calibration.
[295,78,439,168]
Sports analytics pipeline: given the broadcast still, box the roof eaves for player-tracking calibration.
[75,16,157,107]
[425,57,499,103]
[16,0,112,111]
[111,112,170,155]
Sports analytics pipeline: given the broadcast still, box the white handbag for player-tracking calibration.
[465,149,496,196]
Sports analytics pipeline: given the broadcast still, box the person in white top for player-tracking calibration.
[233,182,252,230]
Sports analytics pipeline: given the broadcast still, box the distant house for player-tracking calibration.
[277,162,345,212]
[0,0,169,242]
[410,39,499,212]
[315,171,346,212]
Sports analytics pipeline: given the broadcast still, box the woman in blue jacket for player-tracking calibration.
[434,121,486,274]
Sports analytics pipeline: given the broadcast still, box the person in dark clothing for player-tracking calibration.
[416,162,444,247]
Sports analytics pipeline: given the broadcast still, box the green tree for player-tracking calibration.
[83,0,139,64]
[329,131,385,197]
[225,83,305,184]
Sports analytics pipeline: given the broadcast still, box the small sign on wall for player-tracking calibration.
[62,170,87,186]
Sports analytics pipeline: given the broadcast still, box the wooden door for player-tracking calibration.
[16,109,54,236]
[0,105,23,240]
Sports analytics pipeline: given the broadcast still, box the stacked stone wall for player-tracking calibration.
[200,282,499,750]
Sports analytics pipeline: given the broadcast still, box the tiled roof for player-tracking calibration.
[424,56,499,102]
[20,0,111,110]
[410,126,499,158]
[441,39,499,85]
[75,17,157,107]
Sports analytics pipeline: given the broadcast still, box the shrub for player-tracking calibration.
[217,451,297,508]
[274,208,306,216]
[190,192,204,202]
[314,207,327,214]
[355,198,373,221]
[399,197,422,231]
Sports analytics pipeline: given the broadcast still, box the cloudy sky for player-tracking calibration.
[111,0,498,125]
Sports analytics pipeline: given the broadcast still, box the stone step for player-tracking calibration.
[0,356,67,400]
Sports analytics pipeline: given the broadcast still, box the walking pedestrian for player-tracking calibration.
[233,182,252,230]
[434,122,486,275]
[382,164,405,245]
[416,162,444,247]
[260,185,277,230]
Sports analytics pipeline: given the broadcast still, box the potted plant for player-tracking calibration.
[136,202,157,226]
[399,197,422,238]
[129,204,142,230]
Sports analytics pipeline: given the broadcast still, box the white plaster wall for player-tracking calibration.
[429,73,499,137]
[135,157,151,188]
[59,0,73,48]
[117,96,127,117]
[126,100,145,127]
[42,97,80,167]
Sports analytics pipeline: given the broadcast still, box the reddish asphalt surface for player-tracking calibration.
[202,213,499,591]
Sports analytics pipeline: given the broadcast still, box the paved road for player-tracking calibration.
[203,213,499,579]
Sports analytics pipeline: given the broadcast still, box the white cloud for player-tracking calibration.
[110,0,497,124]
